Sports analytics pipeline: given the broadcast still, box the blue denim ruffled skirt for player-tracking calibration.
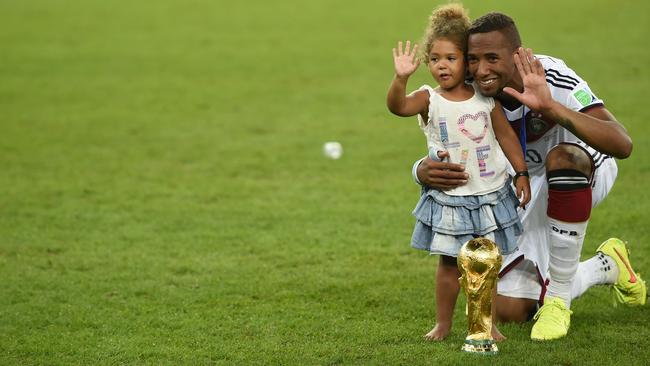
[411,179,522,256]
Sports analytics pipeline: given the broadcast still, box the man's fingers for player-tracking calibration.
[422,156,465,172]
[513,53,526,77]
[518,47,533,74]
[418,155,468,189]
[405,40,411,55]
[525,48,544,76]
[426,169,468,181]
[521,48,533,73]
[397,41,403,56]
[427,178,467,190]
[533,57,545,76]
[438,168,468,178]
[439,161,465,172]
[526,48,534,64]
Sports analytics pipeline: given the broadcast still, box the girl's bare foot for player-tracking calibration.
[424,323,451,341]
[491,324,506,342]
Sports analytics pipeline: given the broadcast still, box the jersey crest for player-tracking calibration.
[507,111,556,143]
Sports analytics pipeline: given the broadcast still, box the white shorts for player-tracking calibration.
[497,147,617,301]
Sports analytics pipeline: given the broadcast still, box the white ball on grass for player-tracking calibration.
[323,141,343,159]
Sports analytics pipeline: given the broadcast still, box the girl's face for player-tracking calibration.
[428,38,466,90]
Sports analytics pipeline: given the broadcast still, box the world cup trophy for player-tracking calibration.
[457,237,502,354]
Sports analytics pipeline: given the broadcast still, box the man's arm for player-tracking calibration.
[503,48,632,159]
[414,153,469,189]
[542,104,631,159]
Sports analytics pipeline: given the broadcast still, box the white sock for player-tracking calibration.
[546,218,588,308]
[571,252,620,300]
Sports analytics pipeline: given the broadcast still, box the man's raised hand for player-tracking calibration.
[393,41,420,78]
[503,47,554,113]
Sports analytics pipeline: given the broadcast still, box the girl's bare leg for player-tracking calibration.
[424,255,461,341]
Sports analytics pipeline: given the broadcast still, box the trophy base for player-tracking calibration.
[461,339,498,355]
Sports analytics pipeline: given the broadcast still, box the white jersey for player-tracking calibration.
[501,55,612,176]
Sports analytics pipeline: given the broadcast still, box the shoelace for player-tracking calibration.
[533,300,572,321]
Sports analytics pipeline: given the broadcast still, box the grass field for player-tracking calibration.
[1,0,649,364]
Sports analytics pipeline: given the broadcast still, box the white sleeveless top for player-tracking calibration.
[417,84,509,196]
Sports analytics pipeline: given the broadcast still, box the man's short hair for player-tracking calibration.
[468,12,521,49]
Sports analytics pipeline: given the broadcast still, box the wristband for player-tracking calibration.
[412,158,425,186]
[513,170,529,183]
[428,146,443,162]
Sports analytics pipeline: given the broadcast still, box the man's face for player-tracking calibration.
[467,31,518,97]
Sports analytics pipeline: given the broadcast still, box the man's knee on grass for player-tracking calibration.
[495,295,538,323]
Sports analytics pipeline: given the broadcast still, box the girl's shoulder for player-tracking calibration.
[417,84,448,102]
[417,84,438,96]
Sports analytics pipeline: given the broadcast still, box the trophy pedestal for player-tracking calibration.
[461,339,498,354]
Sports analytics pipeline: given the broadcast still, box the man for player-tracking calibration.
[413,13,646,340]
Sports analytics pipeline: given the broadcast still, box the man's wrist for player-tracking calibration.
[412,157,425,186]
[540,100,563,119]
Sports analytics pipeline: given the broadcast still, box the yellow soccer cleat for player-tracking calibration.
[597,238,647,306]
[530,297,572,341]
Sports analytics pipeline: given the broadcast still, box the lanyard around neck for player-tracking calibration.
[519,107,527,153]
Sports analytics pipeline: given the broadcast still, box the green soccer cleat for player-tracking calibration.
[530,297,572,341]
[597,238,647,306]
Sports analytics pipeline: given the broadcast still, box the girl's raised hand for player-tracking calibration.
[393,41,420,78]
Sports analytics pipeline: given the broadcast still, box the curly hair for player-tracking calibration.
[421,3,471,63]
[468,12,521,50]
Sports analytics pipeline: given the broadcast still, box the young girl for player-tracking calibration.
[386,4,531,341]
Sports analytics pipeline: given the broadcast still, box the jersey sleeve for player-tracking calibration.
[542,58,604,112]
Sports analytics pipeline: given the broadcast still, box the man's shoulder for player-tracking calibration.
[535,54,603,111]
[535,54,584,93]
[535,54,567,68]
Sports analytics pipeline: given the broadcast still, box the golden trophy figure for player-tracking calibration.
[457,237,502,354]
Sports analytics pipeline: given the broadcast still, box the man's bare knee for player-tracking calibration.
[545,144,592,176]
[495,295,537,323]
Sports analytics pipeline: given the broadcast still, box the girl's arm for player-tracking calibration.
[387,78,429,117]
[492,100,531,207]
[386,41,428,117]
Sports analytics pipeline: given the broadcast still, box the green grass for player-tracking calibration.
[1,0,649,364]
